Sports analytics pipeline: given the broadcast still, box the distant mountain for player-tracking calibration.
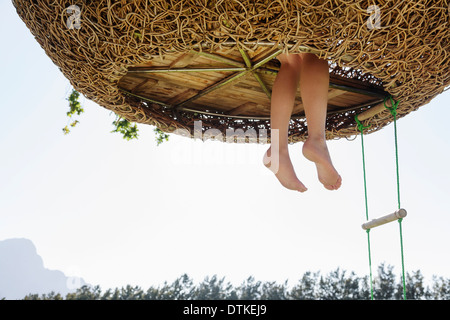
[0,238,86,299]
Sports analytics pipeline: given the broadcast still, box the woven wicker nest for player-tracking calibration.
[13,0,450,143]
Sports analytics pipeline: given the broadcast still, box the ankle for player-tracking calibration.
[267,144,289,156]
[306,134,326,144]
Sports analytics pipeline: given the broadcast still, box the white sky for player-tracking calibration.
[1,2,449,291]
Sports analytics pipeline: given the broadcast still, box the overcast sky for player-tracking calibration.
[1,2,449,291]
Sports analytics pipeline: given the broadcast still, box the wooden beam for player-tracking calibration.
[327,88,347,100]
[169,52,198,68]
[131,78,158,94]
[175,71,250,108]
[191,50,244,68]
[357,98,391,121]
[128,66,246,73]
[252,72,271,99]
[166,89,199,105]
[228,102,258,116]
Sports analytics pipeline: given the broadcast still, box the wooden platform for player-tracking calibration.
[118,46,388,120]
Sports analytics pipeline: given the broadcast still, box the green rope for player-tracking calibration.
[398,218,406,300]
[354,115,374,300]
[384,96,407,300]
[354,116,371,221]
[365,229,374,300]
[355,97,407,300]
[384,97,401,209]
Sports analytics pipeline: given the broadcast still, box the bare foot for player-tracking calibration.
[263,147,308,192]
[302,138,342,190]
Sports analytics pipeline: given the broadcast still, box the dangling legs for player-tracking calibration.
[300,53,342,190]
[264,52,341,191]
[263,53,307,192]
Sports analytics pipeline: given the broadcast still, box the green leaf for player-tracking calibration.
[111,115,139,141]
[154,127,169,146]
[63,89,84,135]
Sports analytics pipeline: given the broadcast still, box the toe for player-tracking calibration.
[334,176,342,190]
[296,181,308,193]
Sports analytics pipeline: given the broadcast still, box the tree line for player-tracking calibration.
[21,264,450,300]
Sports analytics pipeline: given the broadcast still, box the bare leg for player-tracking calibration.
[263,53,307,192]
[299,53,342,190]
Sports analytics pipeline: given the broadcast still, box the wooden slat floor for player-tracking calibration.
[118,46,388,119]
